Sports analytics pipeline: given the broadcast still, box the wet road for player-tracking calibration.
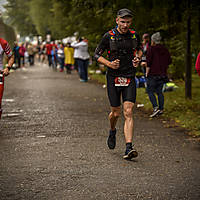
[0,63,200,200]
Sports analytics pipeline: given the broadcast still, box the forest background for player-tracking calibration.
[2,0,200,79]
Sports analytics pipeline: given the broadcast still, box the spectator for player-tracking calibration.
[40,42,46,63]
[13,41,21,68]
[146,32,172,118]
[71,38,90,82]
[141,33,150,71]
[64,42,74,74]
[51,46,57,70]
[45,42,52,67]
[57,43,65,72]
[19,43,26,67]
[27,43,35,66]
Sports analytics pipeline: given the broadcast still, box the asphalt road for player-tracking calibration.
[0,63,200,200]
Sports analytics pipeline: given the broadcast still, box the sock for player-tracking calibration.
[126,142,132,150]
[109,128,116,136]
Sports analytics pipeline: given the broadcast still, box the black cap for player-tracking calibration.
[117,8,133,18]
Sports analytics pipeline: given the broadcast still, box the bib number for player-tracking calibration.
[114,77,130,86]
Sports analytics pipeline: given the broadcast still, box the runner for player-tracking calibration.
[0,38,14,119]
[94,8,142,160]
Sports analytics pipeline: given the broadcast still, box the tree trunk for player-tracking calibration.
[185,0,192,99]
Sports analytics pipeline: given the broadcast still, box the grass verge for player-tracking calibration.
[90,72,200,137]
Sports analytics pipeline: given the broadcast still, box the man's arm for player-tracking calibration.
[97,56,120,70]
[94,33,120,70]
[3,55,14,76]
[1,39,14,75]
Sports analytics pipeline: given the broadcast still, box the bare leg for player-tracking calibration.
[123,101,134,143]
[109,106,120,130]
[107,106,120,149]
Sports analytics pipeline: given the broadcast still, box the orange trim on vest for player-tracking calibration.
[109,29,135,36]
[109,30,115,36]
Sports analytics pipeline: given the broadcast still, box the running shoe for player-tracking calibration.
[107,129,116,149]
[80,79,87,82]
[123,147,138,160]
[150,107,160,118]
[158,110,164,115]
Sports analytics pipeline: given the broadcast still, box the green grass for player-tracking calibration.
[90,73,200,137]
[90,73,106,84]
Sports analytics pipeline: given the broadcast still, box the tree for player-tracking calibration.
[0,18,16,46]
[29,0,52,37]
[4,0,37,36]
[3,0,200,82]
[185,0,192,99]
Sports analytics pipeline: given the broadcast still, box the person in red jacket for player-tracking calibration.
[0,38,14,119]
[195,52,200,76]
[45,42,52,67]
[19,43,26,67]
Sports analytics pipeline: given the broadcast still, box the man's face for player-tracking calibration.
[116,16,132,34]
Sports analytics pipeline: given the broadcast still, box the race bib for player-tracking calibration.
[114,77,131,86]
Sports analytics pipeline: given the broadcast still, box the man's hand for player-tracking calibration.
[132,57,141,68]
[109,59,120,69]
[3,67,10,76]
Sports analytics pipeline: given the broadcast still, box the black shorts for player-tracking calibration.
[106,74,136,107]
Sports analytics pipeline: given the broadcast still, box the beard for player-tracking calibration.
[118,26,129,34]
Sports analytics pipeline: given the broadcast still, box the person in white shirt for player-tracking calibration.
[71,38,90,82]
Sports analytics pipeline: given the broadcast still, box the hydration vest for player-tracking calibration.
[107,28,138,61]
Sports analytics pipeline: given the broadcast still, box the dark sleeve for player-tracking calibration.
[135,32,142,51]
[168,50,172,65]
[146,46,152,67]
[94,32,110,61]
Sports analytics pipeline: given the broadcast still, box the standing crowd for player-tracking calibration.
[12,37,90,83]
[40,37,90,82]
[13,42,37,68]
